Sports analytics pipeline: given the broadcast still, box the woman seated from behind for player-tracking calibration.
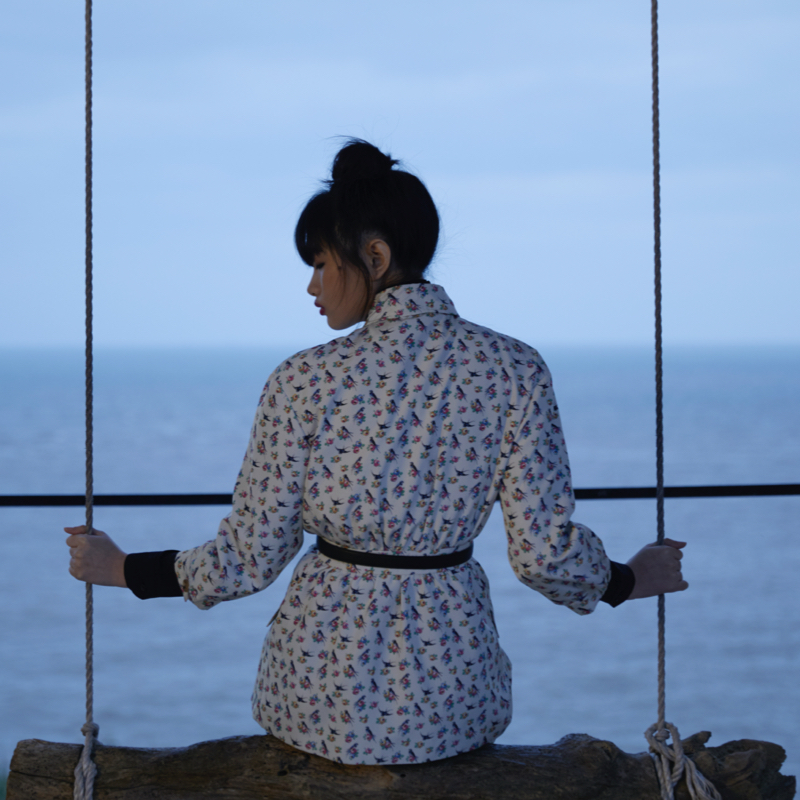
[66,139,687,765]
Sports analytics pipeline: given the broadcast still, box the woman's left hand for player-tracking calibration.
[626,538,689,600]
[65,526,128,588]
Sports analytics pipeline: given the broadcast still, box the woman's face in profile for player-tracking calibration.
[307,247,368,330]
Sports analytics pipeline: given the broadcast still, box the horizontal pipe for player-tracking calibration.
[575,483,800,499]
[0,484,798,507]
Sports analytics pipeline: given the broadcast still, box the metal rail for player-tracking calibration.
[1,484,798,507]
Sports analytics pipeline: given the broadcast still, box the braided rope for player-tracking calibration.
[650,0,667,736]
[74,1,98,798]
[645,5,717,799]
[646,724,722,800]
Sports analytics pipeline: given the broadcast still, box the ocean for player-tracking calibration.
[1,344,798,781]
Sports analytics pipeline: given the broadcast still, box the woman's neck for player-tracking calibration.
[381,277,429,291]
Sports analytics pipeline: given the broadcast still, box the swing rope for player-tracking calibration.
[646,3,719,799]
[73,1,99,798]
[67,4,720,798]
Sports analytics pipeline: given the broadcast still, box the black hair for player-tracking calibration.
[295,139,440,316]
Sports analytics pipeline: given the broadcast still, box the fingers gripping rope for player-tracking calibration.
[645,724,721,800]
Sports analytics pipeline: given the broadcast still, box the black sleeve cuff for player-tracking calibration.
[124,551,183,599]
[600,561,635,607]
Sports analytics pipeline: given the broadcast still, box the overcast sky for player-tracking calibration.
[2,1,798,350]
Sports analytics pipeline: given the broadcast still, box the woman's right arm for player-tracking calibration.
[499,359,612,615]
[500,358,688,610]
[625,538,689,598]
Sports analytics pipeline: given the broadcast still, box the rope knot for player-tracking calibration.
[81,722,99,739]
[645,722,721,800]
[73,719,99,800]
[654,727,670,743]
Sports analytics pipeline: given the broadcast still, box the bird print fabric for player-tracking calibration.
[174,282,611,765]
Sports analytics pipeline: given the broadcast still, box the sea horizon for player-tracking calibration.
[2,343,798,780]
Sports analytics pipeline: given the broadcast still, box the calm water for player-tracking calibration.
[2,345,798,780]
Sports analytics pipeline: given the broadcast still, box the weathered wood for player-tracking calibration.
[8,731,795,800]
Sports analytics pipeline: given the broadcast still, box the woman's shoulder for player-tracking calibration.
[276,332,362,373]
[256,332,363,404]
[453,315,551,383]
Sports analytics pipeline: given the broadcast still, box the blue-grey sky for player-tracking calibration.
[2,1,798,350]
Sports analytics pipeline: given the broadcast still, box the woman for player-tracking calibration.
[66,139,687,766]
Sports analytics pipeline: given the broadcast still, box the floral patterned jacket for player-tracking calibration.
[174,282,611,765]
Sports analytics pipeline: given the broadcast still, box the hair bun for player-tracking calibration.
[295,137,439,297]
[330,139,398,184]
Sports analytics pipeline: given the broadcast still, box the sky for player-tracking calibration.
[1,1,798,351]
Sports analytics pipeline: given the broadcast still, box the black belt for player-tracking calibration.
[316,536,473,570]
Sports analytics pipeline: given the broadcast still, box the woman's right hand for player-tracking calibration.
[626,538,689,600]
[65,526,128,588]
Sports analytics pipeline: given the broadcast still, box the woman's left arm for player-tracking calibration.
[65,526,128,587]
[65,370,312,606]
[175,371,311,609]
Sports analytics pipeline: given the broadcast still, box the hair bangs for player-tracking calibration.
[294,191,337,265]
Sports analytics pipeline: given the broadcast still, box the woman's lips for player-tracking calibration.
[319,306,325,315]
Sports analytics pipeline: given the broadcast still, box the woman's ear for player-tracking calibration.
[363,238,393,282]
